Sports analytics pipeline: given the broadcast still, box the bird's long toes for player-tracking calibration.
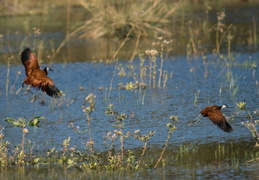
[188,120,199,126]
[30,95,37,103]
[16,87,23,95]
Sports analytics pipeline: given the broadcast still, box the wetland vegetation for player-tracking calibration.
[1,0,259,179]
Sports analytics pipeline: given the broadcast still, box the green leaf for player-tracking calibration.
[28,116,44,126]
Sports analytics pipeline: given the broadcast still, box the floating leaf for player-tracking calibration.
[28,116,44,126]
[4,117,26,127]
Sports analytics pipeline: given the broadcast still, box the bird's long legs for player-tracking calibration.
[16,83,36,102]
[188,114,203,126]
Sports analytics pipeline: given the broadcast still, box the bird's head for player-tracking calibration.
[220,104,228,109]
[43,67,53,74]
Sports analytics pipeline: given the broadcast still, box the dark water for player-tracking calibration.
[1,51,259,178]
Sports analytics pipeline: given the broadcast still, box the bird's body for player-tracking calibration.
[20,47,61,98]
[200,105,233,133]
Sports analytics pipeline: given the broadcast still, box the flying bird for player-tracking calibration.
[20,47,61,100]
[190,105,233,133]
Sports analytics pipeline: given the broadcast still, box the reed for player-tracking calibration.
[5,57,13,96]
[54,0,184,59]
[193,90,200,105]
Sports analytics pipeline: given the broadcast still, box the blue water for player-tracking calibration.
[1,51,259,155]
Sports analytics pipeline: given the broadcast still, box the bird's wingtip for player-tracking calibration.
[45,85,62,98]
[21,47,32,63]
[223,126,233,133]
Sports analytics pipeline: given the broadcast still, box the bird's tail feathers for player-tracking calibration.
[45,85,62,98]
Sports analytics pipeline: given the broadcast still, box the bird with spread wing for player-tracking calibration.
[18,47,62,101]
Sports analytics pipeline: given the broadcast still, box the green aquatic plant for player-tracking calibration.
[82,93,96,155]
[118,82,139,90]
[117,64,127,77]
[117,38,172,91]
[178,143,198,158]
[220,56,240,97]
[107,104,127,163]
[0,128,9,167]
[104,104,155,170]
[105,103,118,116]
[18,128,29,165]
[4,117,43,127]
[5,56,13,96]
[133,130,155,169]
[236,102,246,111]
[154,115,178,169]
[241,112,259,147]
[237,102,259,147]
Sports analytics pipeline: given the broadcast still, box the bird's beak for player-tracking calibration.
[49,67,54,71]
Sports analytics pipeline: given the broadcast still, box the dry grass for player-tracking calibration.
[76,0,183,39]
[53,0,184,59]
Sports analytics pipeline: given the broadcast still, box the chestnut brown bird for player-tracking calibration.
[190,105,233,133]
[20,47,61,99]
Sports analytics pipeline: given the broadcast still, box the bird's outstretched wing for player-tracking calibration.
[208,111,233,133]
[21,47,62,98]
[30,70,62,98]
[21,47,40,76]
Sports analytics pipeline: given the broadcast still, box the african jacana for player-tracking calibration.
[190,105,233,133]
[20,47,61,99]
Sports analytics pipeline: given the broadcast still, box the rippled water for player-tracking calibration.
[1,50,259,179]
[1,52,259,147]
